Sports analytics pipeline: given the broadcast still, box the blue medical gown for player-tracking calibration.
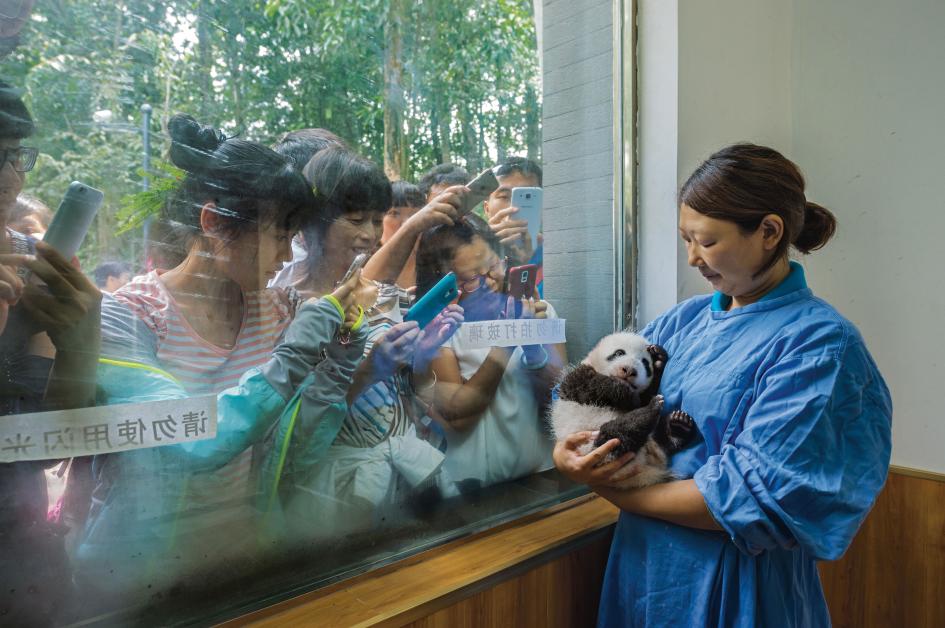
[598,275,892,627]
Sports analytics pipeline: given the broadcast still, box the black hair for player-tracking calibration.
[415,214,498,299]
[418,163,469,198]
[494,156,542,186]
[0,79,34,139]
[10,194,52,231]
[272,127,348,170]
[93,261,132,288]
[166,114,314,244]
[300,147,392,252]
[391,180,425,209]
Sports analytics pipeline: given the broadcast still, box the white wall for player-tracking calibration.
[791,0,945,473]
[637,0,944,472]
[636,0,793,322]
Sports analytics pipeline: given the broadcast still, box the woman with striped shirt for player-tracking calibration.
[274,147,466,540]
[77,115,374,603]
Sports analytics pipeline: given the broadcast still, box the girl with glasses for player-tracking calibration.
[413,216,566,494]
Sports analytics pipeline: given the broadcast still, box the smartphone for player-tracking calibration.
[405,272,459,329]
[460,168,499,215]
[43,181,104,259]
[510,187,542,251]
[505,263,538,300]
[339,252,369,285]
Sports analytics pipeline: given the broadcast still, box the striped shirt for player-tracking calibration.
[335,283,418,448]
[111,271,297,507]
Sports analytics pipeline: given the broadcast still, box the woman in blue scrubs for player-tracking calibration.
[553,143,892,627]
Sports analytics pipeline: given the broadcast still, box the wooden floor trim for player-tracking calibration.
[889,464,945,483]
[230,496,620,627]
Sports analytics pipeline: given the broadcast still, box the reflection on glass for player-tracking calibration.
[0,1,599,625]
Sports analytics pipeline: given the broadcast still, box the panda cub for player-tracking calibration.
[550,332,695,489]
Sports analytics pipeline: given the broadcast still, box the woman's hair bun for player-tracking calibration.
[794,201,837,254]
[167,113,226,173]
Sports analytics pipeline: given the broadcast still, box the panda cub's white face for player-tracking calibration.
[582,332,655,393]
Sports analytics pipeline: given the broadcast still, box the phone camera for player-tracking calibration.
[525,194,531,199]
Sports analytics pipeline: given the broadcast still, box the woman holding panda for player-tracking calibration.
[553,143,892,627]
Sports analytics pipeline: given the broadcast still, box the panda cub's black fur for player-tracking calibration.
[550,332,696,488]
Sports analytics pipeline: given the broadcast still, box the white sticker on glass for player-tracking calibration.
[0,395,217,462]
[457,318,566,349]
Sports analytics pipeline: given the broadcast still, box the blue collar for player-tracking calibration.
[711,261,807,312]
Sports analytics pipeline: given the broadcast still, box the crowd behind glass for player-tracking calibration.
[0,75,564,623]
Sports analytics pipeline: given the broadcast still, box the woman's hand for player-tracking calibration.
[367,321,421,379]
[330,269,378,329]
[402,185,465,233]
[0,256,25,335]
[18,243,102,350]
[553,431,636,486]
[414,304,464,372]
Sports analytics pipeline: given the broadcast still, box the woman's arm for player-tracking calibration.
[594,481,722,531]
[424,345,514,432]
[363,187,464,284]
[552,432,721,531]
[344,322,420,404]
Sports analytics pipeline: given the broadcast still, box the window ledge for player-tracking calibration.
[226,495,619,627]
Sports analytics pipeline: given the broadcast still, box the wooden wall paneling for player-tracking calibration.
[405,533,612,628]
[819,471,945,627]
[235,497,619,627]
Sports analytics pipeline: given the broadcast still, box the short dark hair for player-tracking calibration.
[166,114,315,244]
[0,79,33,139]
[415,215,498,300]
[391,180,425,209]
[418,163,469,198]
[494,156,542,186]
[10,194,52,230]
[93,261,132,288]
[301,147,392,251]
[272,128,348,170]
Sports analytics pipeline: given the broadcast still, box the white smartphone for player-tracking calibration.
[339,252,369,285]
[460,168,500,215]
[511,187,542,251]
[43,181,104,259]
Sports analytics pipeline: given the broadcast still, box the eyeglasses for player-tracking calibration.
[459,256,506,293]
[0,147,39,173]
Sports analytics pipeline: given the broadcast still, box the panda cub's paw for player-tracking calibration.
[667,410,695,452]
[647,344,668,370]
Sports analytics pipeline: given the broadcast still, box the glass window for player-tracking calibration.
[0,1,615,624]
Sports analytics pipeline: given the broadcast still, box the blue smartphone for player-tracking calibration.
[405,272,458,329]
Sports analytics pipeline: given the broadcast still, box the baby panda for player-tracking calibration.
[550,331,695,489]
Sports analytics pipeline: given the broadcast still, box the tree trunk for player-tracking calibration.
[525,83,540,161]
[438,102,452,163]
[383,0,408,180]
[459,105,480,173]
[196,1,213,119]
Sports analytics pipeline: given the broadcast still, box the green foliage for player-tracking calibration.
[0,0,541,267]
[116,160,185,235]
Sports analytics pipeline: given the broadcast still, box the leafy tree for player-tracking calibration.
[0,0,541,266]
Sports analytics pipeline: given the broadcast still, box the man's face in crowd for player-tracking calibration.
[483,171,540,219]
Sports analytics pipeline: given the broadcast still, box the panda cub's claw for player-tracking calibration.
[668,410,694,442]
[647,344,669,369]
